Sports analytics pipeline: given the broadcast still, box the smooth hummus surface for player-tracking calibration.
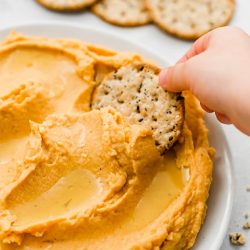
[0,33,214,250]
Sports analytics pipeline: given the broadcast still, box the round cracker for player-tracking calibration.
[92,0,151,27]
[91,64,184,155]
[37,0,97,11]
[146,0,235,40]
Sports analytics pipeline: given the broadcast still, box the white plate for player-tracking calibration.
[0,21,234,250]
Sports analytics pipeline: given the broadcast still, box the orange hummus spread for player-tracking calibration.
[0,32,214,250]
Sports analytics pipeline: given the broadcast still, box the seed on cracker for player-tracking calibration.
[92,0,151,27]
[91,64,184,154]
[146,0,235,40]
[37,0,97,11]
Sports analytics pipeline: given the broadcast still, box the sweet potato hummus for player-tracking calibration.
[0,32,214,250]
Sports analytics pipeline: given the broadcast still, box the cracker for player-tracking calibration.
[92,0,151,27]
[229,233,246,246]
[37,0,97,11]
[91,64,184,154]
[146,0,235,40]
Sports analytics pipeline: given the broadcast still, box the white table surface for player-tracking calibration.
[0,0,250,249]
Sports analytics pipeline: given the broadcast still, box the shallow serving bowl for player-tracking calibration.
[0,21,234,250]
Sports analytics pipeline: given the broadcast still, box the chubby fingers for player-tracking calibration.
[160,31,212,92]
[159,64,189,92]
[200,102,232,124]
[200,103,213,113]
[215,113,232,124]
[178,31,211,63]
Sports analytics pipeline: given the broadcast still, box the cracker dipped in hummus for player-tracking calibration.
[0,32,214,250]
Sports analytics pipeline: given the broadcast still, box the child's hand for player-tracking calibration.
[159,27,250,135]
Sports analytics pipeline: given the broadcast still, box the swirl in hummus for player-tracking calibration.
[0,32,214,250]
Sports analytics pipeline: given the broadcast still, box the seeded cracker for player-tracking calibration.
[92,0,151,27]
[91,64,184,154]
[37,0,98,11]
[146,0,235,40]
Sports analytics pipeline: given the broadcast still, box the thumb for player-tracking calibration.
[159,63,191,92]
[160,31,212,92]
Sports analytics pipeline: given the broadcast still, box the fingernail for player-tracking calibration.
[159,68,168,88]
